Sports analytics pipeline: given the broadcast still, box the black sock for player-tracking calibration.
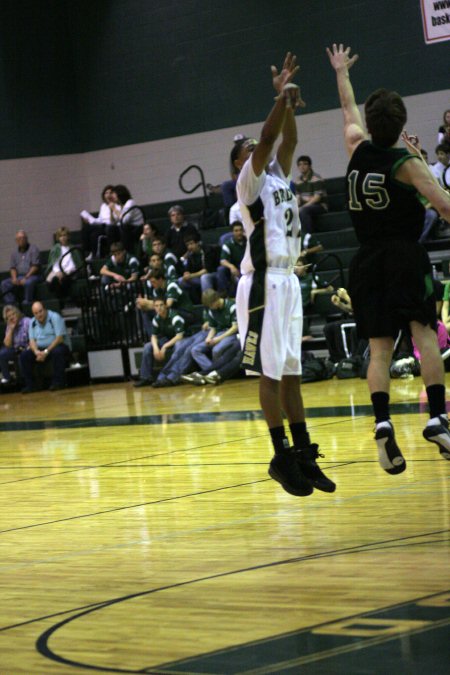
[269,426,290,454]
[371,391,390,424]
[426,384,446,419]
[289,422,310,449]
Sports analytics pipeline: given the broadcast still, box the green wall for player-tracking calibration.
[0,0,448,159]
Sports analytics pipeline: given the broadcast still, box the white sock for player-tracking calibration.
[375,420,392,432]
[426,416,446,428]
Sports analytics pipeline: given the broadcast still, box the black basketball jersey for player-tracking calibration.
[346,141,425,244]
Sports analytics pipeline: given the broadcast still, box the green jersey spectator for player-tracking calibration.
[217,222,247,296]
[133,298,185,387]
[100,242,139,286]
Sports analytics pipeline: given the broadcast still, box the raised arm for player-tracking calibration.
[251,52,301,177]
[326,43,366,157]
[273,53,305,176]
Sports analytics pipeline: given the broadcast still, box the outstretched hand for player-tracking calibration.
[271,52,299,94]
[326,43,359,71]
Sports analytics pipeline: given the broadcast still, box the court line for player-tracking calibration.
[0,477,278,534]
[0,460,355,536]
[0,400,429,432]
[0,529,445,635]
[31,537,450,673]
[0,460,447,535]
[0,415,359,486]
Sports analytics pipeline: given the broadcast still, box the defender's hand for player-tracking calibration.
[326,44,359,71]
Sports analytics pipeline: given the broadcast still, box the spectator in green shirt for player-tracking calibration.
[191,289,238,371]
[151,235,179,280]
[100,242,139,288]
[134,298,186,387]
[147,270,196,325]
[217,222,247,297]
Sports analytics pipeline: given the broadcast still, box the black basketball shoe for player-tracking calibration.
[375,421,406,475]
[295,444,336,493]
[268,449,313,497]
[423,415,450,460]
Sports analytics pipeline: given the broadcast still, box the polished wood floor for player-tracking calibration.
[0,375,449,674]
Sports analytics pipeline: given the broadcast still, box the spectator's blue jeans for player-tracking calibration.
[419,208,439,243]
[1,275,40,305]
[157,331,208,383]
[191,332,237,372]
[139,337,169,380]
[298,203,327,234]
[216,266,239,297]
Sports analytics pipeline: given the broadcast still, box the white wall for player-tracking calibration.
[0,89,447,271]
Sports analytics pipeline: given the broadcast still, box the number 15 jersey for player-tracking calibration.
[346,140,424,244]
[237,156,301,274]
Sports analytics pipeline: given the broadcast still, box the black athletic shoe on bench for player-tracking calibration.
[375,421,406,475]
[269,449,313,497]
[295,444,337,493]
[423,415,450,460]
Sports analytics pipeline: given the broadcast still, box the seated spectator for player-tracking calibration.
[139,222,158,266]
[323,288,359,364]
[217,221,246,297]
[178,233,214,303]
[133,298,185,387]
[137,253,168,338]
[291,155,328,233]
[1,230,41,308]
[45,227,84,303]
[295,259,333,340]
[151,235,179,280]
[152,324,210,388]
[416,144,450,241]
[100,242,139,288]
[166,205,199,260]
[299,231,324,266]
[140,253,164,281]
[190,289,238,371]
[19,301,71,393]
[403,138,448,242]
[438,109,450,152]
[147,270,196,325]
[81,184,122,258]
[0,305,31,386]
[430,144,449,187]
[182,335,243,386]
[296,262,333,309]
[113,184,144,254]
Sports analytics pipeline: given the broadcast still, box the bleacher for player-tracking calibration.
[1,174,449,385]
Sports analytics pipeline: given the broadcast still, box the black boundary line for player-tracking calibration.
[192,617,450,675]
[0,431,272,486]
[0,399,428,433]
[0,460,356,534]
[0,478,270,534]
[32,537,450,674]
[1,528,446,636]
[0,459,442,471]
[0,459,356,488]
[0,413,358,487]
[151,588,450,675]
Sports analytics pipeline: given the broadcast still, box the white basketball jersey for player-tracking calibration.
[237,156,301,273]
